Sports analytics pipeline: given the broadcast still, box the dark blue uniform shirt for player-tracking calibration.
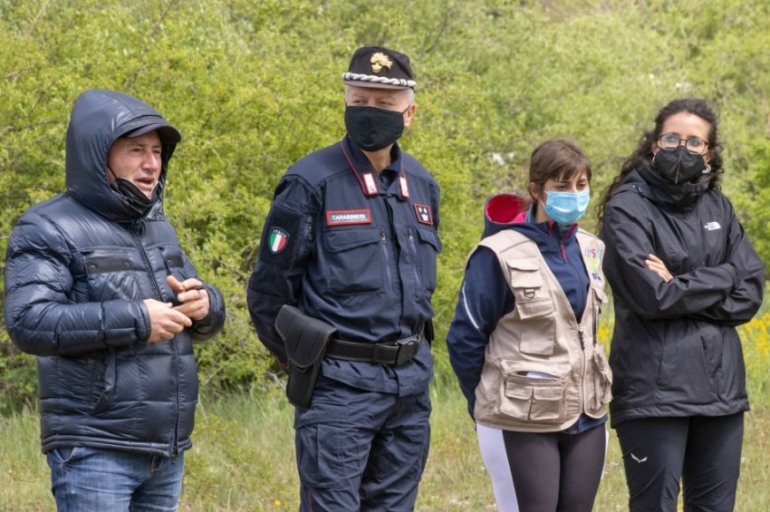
[248,137,441,397]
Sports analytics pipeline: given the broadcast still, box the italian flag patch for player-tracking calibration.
[268,228,289,254]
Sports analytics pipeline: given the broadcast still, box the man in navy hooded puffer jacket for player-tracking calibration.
[4,89,226,510]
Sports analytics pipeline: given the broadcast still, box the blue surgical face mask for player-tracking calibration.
[542,189,590,226]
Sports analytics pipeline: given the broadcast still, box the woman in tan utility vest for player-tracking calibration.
[447,138,612,512]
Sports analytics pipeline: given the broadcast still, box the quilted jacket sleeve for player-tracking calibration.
[180,252,226,342]
[4,212,151,356]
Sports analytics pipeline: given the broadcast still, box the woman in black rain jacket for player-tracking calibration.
[598,98,764,511]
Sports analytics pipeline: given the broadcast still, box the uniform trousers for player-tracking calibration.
[294,374,431,511]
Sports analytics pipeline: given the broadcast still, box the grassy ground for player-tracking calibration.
[1,384,769,511]
[4,312,770,510]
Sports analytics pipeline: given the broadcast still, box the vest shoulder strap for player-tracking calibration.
[477,229,540,259]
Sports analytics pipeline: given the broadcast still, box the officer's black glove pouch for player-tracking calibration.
[275,305,337,410]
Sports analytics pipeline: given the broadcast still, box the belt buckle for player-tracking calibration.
[395,335,421,366]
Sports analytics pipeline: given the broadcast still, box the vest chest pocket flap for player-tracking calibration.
[506,257,556,356]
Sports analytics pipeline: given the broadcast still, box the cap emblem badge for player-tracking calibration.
[370,52,393,74]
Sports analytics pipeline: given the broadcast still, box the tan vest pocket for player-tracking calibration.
[499,372,567,424]
[516,299,556,356]
[506,257,557,356]
[587,349,613,414]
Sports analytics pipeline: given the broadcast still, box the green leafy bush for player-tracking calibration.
[3,0,769,410]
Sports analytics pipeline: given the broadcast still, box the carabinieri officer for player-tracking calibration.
[247,46,441,512]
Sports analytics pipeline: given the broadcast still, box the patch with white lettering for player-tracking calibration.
[268,228,290,253]
[414,204,433,225]
[326,209,372,226]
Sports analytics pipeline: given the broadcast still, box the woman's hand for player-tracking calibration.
[645,254,673,283]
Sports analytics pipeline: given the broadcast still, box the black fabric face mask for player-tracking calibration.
[653,146,707,184]
[110,178,158,214]
[344,105,406,151]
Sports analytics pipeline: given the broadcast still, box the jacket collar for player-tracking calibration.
[623,165,709,212]
[341,136,409,199]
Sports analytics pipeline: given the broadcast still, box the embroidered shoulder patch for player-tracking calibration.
[268,228,290,253]
[326,209,372,226]
[414,204,433,225]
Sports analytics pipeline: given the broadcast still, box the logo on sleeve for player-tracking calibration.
[268,228,289,254]
[326,209,372,226]
[704,221,722,231]
[414,204,433,225]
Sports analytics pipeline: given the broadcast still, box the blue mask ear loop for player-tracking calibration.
[535,193,553,225]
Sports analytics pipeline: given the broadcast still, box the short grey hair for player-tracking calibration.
[344,85,415,106]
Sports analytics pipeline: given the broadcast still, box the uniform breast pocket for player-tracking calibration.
[81,249,143,300]
[414,227,442,292]
[321,228,384,293]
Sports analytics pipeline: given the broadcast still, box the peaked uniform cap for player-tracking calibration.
[342,46,416,90]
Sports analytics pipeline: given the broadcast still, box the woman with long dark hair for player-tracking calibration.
[598,98,764,511]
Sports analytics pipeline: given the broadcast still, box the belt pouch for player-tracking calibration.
[275,305,336,409]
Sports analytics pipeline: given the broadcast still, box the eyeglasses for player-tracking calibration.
[657,133,709,155]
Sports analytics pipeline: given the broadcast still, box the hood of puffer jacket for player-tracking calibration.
[65,89,181,222]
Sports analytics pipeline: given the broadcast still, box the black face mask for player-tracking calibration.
[110,178,158,214]
[345,105,406,151]
[653,146,707,184]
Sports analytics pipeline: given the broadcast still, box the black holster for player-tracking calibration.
[275,305,336,409]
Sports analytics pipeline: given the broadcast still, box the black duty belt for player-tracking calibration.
[325,333,423,366]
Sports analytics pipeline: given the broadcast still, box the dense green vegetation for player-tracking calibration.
[2,0,770,407]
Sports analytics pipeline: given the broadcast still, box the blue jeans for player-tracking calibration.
[47,446,185,512]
